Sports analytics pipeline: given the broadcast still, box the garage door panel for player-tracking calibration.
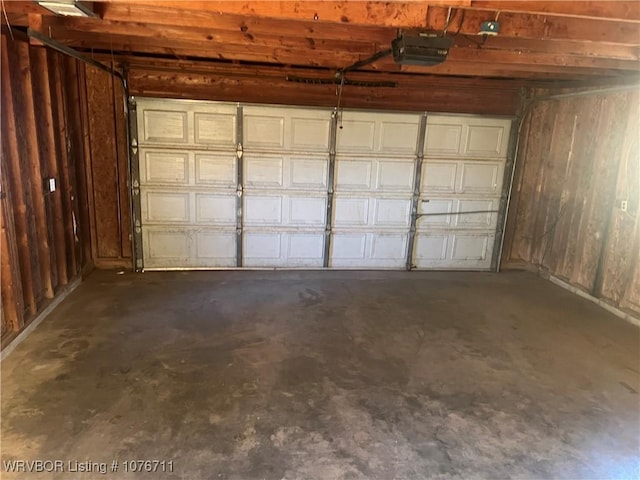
[373,198,411,227]
[245,156,284,187]
[291,117,330,151]
[336,160,372,190]
[244,114,285,150]
[331,233,367,260]
[194,231,237,264]
[144,229,190,263]
[337,119,376,152]
[142,109,188,144]
[195,154,236,186]
[290,158,328,189]
[288,234,325,260]
[376,161,415,191]
[244,232,324,267]
[451,234,491,261]
[415,235,448,261]
[243,106,330,153]
[465,123,508,157]
[195,194,236,225]
[379,121,419,154]
[418,199,454,227]
[425,116,511,158]
[337,111,420,155]
[371,234,407,260]
[142,150,189,185]
[289,197,326,225]
[194,112,236,147]
[331,233,407,268]
[244,195,283,225]
[425,123,462,156]
[422,162,457,193]
[456,199,497,228]
[144,192,190,223]
[334,197,369,226]
[459,162,502,194]
[244,233,281,261]
[413,233,495,269]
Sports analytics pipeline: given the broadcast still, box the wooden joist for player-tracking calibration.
[30,46,68,287]
[426,7,640,46]
[100,1,640,27]
[468,1,640,23]
[0,162,25,332]
[49,53,79,279]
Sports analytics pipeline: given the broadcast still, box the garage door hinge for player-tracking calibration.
[236,143,243,159]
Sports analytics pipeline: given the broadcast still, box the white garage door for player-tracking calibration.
[241,106,331,267]
[134,98,511,271]
[331,111,420,268]
[414,115,511,269]
[137,99,238,269]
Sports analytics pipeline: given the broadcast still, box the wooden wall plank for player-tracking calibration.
[0,172,24,331]
[63,58,94,272]
[598,92,640,308]
[112,76,131,259]
[49,52,79,278]
[15,41,55,299]
[1,32,92,346]
[1,35,37,316]
[30,46,68,287]
[5,37,46,306]
[502,87,640,317]
[84,64,130,264]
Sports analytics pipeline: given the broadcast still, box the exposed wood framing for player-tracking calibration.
[1,33,90,346]
[16,40,55,298]
[502,88,640,317]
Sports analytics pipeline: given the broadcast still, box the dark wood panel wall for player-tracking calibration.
[1,34,90,345]
[80,64,131,268]
[502,88,640,317]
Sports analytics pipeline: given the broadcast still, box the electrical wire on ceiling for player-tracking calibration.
[2,0,14,40]
[442,7,453,36]
[335,73,345,129]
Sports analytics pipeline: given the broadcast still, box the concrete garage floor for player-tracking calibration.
[1,270,639,480]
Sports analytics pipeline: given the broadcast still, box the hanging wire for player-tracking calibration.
[1,0,14,40]
[442,7,453,36]
[336,74,345,129]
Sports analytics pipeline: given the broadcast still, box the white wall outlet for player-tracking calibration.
[44,177,56,193]
[620,200,628,212]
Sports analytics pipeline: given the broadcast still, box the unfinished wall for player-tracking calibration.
[76,64,131,268]
[502,88,640,317]
[1,34,90,346]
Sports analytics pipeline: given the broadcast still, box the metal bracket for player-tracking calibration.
[406,113,428,271]
[128,98,144,272]
[323,109,339,268]
[235,105,244,267]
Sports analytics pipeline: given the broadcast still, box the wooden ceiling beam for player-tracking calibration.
[76,35,619,79]
[45,26,639,75]
[467,1,640,23]
[98,3,394,43]
[426,6,640,45]
[446,46,638,71]
[46,15,640,62]
[452,36,640,61]
[42,16,388,55]
[102,0,472,28]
